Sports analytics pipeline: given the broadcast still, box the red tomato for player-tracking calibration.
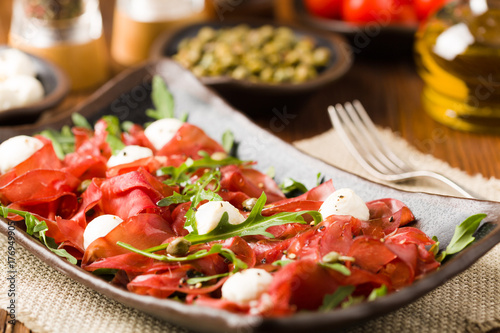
[304,0,343,19]
[414,0,447,21]
[342,0,417,24]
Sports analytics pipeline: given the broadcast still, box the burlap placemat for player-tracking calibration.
[1,127,499,333]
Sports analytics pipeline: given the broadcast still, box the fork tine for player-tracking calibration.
[334,103,396,174]
[351,100,410,171]
[343,101,409,174]
[328,104,391,178]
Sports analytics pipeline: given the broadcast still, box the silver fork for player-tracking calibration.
[328,100,477,199]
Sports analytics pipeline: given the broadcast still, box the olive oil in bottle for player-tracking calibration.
[414,0,500,132]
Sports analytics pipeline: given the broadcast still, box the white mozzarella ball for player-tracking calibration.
[0,75,44,111]
[83,215,124,249]
[107,145,154,167]
[0,135,44,174]
[144,118,183,150]
[222,269,273,305]
[195,201,245,235]
[319,188,370,221]
[0,49,37,79]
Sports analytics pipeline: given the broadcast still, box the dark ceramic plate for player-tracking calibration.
[150,20,352,113]
[1,59,500,333]
[291,0,418,57]
[0,45,70,125]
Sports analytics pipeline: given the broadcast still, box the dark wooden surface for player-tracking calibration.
[1,0,500,332]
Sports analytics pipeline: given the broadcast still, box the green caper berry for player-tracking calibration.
[167,238,192,257]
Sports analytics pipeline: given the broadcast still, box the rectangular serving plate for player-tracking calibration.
[1,59,500,333]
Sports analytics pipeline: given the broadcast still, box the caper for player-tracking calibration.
[78,179,92,193]
[242,197,258,211]
[211,151,228,160]
[167,238,192,257]
[173,24,331,84]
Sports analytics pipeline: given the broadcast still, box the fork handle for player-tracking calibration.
[399,170,479,199]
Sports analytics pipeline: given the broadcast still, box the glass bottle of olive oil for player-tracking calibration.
[414,0,500,133]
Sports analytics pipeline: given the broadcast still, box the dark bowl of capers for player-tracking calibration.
[150,20,353,114]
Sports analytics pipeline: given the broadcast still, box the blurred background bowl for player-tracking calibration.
[286,0,418,58]
[0,46,70,125]
[150,20,353,114]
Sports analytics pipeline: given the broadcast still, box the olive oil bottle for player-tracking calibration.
[415,0,500,132]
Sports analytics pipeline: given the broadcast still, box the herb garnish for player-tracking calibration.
[436,213,486,262]
[0,205,77,264]
[184,192,323,244]
[146,75,175,120]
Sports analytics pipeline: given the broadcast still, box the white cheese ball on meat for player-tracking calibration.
[83,215,124,249]
[0,75,44,111]
[195,201,245,235]
[144,118,183,150]
[222,268,273,305]
[0,135,44,174]
[0,49,37,79]
[107,145,154,167]
[319,188,370,221]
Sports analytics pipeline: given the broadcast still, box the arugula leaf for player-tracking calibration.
[316,172,325,186]
[280,178,308,198]
[272,259,293,267]
[320,262,351,276]
[184,192,322,244]
[146,75,175,120]
[437,213,486,262]
[157,154,245,186]
[367,284,387,301]
[1,205,77,264]
[341,295,365,309]
[102,115,126,155]
[72,112,92,129]
[222,130,234,154]
[266,166,276,179]
[38,126,75,160]
[320,286,355,311]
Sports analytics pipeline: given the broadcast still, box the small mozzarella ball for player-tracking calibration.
[319,188,370,221]
[107,145,154,167]
[195,201,245,235]
[0,49,37,79]
[144,118,183,150]
[0,75,44,111]
[222,269,273,305]
[83,215,124,249]
[0,135,43,174]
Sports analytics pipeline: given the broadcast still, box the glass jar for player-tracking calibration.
[111,0,208,68]
[415,0,500,133]
[9,0,109,91]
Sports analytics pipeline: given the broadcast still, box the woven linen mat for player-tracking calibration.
[1,127,500,333]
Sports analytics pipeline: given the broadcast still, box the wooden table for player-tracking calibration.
[1,1,499,332]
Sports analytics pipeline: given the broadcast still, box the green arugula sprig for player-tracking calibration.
[116,242,247,284]
[0,205,77,264]
[436,213,487,262]
[146,76,175,120]
[184,192,323,244]
[102,115,126,155]
[280,177,308,198]
[320,286,355,311]
[39,125,75,160]
[157,151,246,187]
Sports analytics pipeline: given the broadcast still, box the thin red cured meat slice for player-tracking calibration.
[220,165,285,204]
[265,259,340,315]
[97,168,174,220]
[127,265,228,298]
[0,137,62,188]
[82,213,175,265]
[156,123,225,160]
[347,236,398,273]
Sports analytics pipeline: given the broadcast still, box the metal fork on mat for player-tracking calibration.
[328,100,477,199]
